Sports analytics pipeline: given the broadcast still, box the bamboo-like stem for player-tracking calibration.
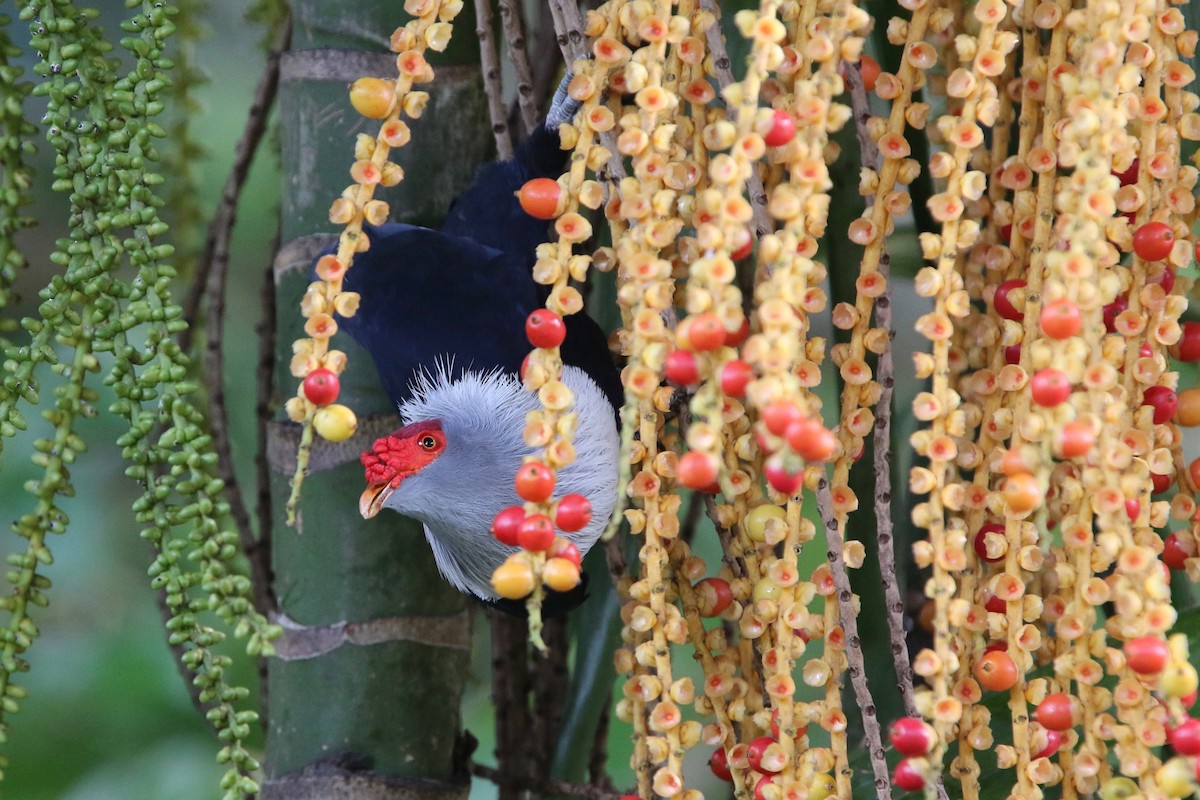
[471,763,626,800]
[473,0,514,160]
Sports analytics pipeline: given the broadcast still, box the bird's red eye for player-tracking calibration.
[419,435,437,450]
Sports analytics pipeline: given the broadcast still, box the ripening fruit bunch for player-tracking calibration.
[284,0,462,522]
[301,0,1200,793]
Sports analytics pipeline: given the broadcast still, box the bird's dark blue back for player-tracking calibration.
[327,117,623,415]
[333,224,541,407]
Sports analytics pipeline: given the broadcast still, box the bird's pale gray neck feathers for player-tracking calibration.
[382,366,619,600]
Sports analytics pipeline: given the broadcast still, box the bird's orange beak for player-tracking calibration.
[358,482,395,520]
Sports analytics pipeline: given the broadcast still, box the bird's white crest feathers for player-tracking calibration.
[381,363,619,600]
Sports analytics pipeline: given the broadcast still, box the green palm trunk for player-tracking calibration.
[262,4,492,795]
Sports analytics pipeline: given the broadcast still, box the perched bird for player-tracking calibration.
[329,84,621,612]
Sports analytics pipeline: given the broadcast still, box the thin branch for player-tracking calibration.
[189,16,290,618]
[180,16,291,351]
[172,16,288,620]
[497,0,539,136]
[490,610,531,800]
[474,0,515,160]
[529,1,561,115]
[531,618,570,794]
[253,228,281,615]
[679,490,704,545]
[844,60,916,720]
[546,0,626,181]
[815,479,893,800]
[697,0,770,240]
[471,763,627,800]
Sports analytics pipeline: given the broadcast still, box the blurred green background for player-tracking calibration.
[3,0,278,795]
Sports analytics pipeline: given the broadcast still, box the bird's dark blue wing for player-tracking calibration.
[331,223,541,406]
[440,123,566,264]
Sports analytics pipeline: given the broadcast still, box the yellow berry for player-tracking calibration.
[349,77,395,119]
[492,558,536,599]
[745,503,786,543]
[1097,777,1138,800]
[809,774,835,800]
[1161,662,1199,697]
[543,557,582,592]
[1156,757,1195,798]
[313,404,358,442]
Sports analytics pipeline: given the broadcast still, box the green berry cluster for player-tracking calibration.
[0,1,278,797]
[0,15,35,352]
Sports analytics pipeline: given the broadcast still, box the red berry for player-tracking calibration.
[665,349,700,386]
[1040,299,1082,339]
[730,230,753,261]
[1170,719,1200,755]
[1004,344,1021,366]
[1104,295,1129,333]
[517,177,561,220]
[514,461,555,503]
[720,359,753,397]
[1034,729,1063,759]
[859,54,881,92]
[762,400,803,436]
[1163,533,1192,569]
[973,522,1005,563]
[709,748,733,782]
[303,368,341,406]
[984,641,1007,653]
[683,313,726,351]
[1125,497,1140,522]
[555,494,592,533]
[985,594,1006,614]
[787,419,837,462]
[1114,158,1139,186]
[753,774,777,800]
[549,538,582,568]
[764,457,803,494]
[763,109,796,147]
[1158,267,1177,294]
[695,577,733,617]
[892,758,926,792]
[517,514,555,551]
[1030,368,1071,407]
[724,316,751,347]
[491,506,525,546]
[1124,636,1170,674]
[994,279,1026,321]
[1143,385,1178,424]
[678,451,719,490]
[1152,472,1171,494]
[1180,322,1200,362]
[1133,221,1175,261]
[746,736,783,773]
[1035,693,1075,731]
[890,717,935,756]
[526,309,567,349]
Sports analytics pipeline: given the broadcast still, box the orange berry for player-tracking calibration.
[349,77,395,119]
[491,558,536,599]
[1177,388,1200,426]
[974,650,1019,691]
[1002,472,1041,513]
[542,557,582,592]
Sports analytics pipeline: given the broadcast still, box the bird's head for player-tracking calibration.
[358,420,448,520]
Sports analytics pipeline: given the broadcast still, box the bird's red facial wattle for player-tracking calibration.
[358,420,446,519]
